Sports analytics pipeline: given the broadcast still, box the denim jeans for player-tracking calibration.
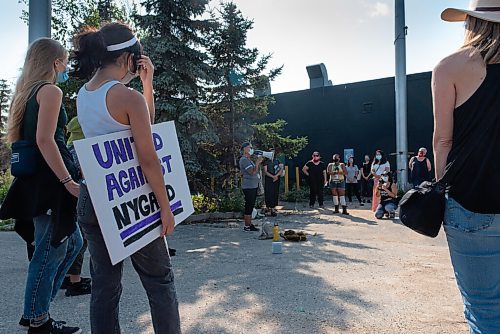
[77,182,181,334]
[375,202,397,219]
[444,197,500,334]
[23,214,83,324]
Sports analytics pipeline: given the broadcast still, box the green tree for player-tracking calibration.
[205,2,305,187]
[252,120,308,158]
[133,0,220,191]
[0,79,12,131]
[21,0,131,118]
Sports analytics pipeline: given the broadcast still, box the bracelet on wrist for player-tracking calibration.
[60,175,72,184]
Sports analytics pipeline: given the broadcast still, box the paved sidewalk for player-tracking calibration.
[0,204,467,334]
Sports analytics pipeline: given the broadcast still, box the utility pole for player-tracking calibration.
[29,0,51,43]
[395,0,409,190]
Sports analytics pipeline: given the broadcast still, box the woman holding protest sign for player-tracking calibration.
[0,38,83,333]
[73,23,180,333]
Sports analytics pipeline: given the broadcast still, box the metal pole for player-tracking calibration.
[395,0,408,190]
[29,0,51,43]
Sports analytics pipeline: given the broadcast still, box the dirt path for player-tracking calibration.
[0,203,467,333]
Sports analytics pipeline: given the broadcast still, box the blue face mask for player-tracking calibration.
[56,66,69,84]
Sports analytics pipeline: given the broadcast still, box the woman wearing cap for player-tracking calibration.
[434,1,500,332]
[73,23,180,333]
[239,142,263,231]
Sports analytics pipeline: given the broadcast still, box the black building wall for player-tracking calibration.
[266,72,434,179]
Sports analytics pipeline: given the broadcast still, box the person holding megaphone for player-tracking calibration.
[239,142,264,232]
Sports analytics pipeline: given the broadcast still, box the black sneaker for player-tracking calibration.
[65,281,91,297]
[60,277,91,290]
[168,248,176,256]
[243,224,259,232]
[28,319,81,334]
[19,317,30,330]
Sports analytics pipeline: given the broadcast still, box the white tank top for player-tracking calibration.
[77,80,131,138]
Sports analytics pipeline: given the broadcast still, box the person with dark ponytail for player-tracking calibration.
[73,23,180,334]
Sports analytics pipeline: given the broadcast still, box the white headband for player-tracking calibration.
[106,36,138,52]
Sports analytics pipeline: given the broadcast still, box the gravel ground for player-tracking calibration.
[0,203,467,334]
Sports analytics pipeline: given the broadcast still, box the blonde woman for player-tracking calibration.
[0,38,83,333]
[434,1,500,332]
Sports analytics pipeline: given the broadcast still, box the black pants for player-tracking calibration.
[67,235,88,275]
[309,179,324,206]
[243,188,258,215]
[264,177,280,208]
[346,183,362,202]
[360,178,373,198]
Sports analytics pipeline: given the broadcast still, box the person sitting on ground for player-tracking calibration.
[374,171,398,219]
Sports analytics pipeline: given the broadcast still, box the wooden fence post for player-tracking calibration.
[295,166,300,191]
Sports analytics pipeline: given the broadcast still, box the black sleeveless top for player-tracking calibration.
[447,63,500,214]
[410,158,431,183]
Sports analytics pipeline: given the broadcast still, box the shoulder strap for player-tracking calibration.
[440,146,475,185]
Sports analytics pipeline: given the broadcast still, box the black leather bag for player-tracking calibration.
[10,140,39,177]
[398,155,468,238]
[398,181,447,238]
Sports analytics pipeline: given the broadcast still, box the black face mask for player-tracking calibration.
[333,158,340,163]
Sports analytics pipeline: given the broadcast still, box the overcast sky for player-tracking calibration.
[1,0,469,94]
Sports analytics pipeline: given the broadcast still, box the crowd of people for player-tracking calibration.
[238,144,433,227]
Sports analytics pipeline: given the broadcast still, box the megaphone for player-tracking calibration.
[253,150,274,160]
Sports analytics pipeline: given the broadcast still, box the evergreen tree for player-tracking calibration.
[133,0,220,190]
[21,0,131,119]
[0,79,12,131]
[206,2,305,187]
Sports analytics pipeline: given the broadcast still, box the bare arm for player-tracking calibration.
[341,164,348,176]
[264,165,274,178]
[302,164,309,176]
[138,56,155,123]
[36,85,79,197]
[426,158,432,172]
[126,90,173,236]
[432,62,455,181]
[408,157,414,170]
[247,158,263,176]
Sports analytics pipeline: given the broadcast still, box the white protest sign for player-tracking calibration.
[74,121,194,265]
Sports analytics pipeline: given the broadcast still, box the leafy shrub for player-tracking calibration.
[219,189,245,213]
[280,187,309,202]
[0,170,12,204]
[191,193,219,214]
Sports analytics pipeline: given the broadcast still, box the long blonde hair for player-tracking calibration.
[463,16,500,64]
[6,38,67,143]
